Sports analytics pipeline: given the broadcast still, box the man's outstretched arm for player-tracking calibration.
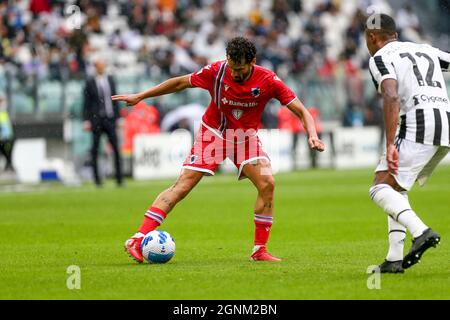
[111,74,193,106]
[286,98,325,152]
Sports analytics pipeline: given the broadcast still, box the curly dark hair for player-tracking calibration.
[226,37,257,64]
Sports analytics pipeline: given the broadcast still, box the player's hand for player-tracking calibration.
[111,93,142,106]
[386,144,399,175]
[308,136,325,152]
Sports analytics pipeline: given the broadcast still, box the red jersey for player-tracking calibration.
[190,61,297,136]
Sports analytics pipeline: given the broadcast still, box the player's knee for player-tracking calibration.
[369,184,383,202]
[258,176,275,197]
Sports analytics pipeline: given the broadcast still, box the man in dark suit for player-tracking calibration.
[83,59,123,187]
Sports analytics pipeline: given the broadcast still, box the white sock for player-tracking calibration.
[386,216,406,261]
[252,245,263,254]
[370,184,428,238]
[397,211,428,238]
[133,232,145,238]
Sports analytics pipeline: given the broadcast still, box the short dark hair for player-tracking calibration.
[365,13,397,35]
[226,37,257,64]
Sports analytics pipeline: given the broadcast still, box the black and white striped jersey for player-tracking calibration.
[369,41,450,146]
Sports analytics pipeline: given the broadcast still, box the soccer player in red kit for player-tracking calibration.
[112,37,324,262]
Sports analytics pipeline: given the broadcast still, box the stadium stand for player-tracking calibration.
[0,0,449,174]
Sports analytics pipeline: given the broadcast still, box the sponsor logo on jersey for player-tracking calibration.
[251,87,261,97]
[221,97,257,108]
[232,109,243,120]
[413,94,449,106]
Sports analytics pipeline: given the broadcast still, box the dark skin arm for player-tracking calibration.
[111,75,193,106]
[380,78,401,175]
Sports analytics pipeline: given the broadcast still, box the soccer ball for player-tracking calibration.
[141,230,176,263]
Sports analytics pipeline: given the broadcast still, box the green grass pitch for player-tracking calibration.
[0,166,449,299]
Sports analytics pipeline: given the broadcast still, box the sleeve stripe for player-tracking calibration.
[285,97,298,106]
[374,56,389,75]
[369,69,379,91]
[439,58,449,71]
[214,62,226,106]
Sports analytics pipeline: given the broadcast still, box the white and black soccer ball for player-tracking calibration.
[141,230,176,263]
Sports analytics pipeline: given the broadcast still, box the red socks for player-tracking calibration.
[138,207,167,235]
[254,214,273,246]
[138,209,273,246]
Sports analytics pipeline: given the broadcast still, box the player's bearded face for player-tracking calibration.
[228,57,255,82]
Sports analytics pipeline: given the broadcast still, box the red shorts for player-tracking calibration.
[182,124,270,179]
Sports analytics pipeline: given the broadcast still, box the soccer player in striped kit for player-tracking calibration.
[112,37,324,263]
[366,14,450,273]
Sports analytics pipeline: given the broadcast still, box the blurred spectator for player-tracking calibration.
[272,0,290,30]
[122,101,160,156]
[23,47,47,79]
[278,106,322,169]
[171,36,200,74]
[137,43,153,76]
[0,0,434,86]
[364,91,385,153]
[29,0,51,16]
[109,29,127,50]
[338,52,364,127]
[68,26,89,77]
[158,0,177,12]
[396,4,423,43]
[0,25,13,62]
[396,4,419,32]
[346,9,366,49]
[278,105,302,168]
[0,0,446,130]
[83,59,123,187]
[0,94,14,173]
[192,31,226,64]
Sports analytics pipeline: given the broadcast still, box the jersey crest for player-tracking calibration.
[232,109,243,120]
[251,87,261,97]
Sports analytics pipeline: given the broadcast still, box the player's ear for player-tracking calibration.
[367,31,378,47]
[367,30,376,42]
[251,57,256,66]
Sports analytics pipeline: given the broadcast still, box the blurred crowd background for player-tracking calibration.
[0,0,449,180]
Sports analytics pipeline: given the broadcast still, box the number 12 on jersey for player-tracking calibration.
[400,52,442,88]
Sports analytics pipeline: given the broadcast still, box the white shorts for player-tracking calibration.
[375,138,450,191]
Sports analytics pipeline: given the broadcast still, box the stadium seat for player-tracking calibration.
[39,81,63,113]
[11,78,34,114]
[65,81,84,117]
[11,94,34,114]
